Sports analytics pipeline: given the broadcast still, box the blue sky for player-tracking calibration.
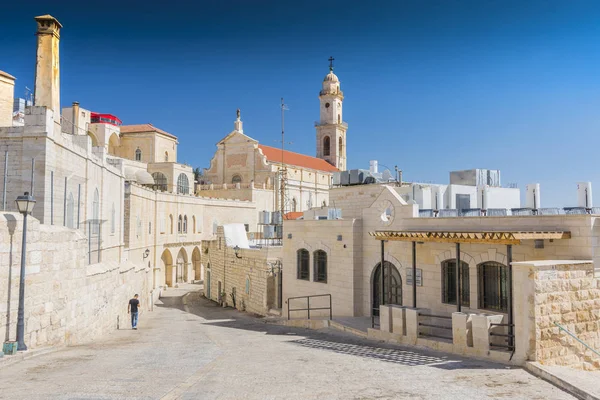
[2,0,600,206]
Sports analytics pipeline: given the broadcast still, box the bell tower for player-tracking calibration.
[316,57,347,171]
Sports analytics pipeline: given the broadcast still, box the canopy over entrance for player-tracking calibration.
[368,230,571,245]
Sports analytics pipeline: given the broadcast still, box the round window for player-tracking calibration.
[325,103,330,108]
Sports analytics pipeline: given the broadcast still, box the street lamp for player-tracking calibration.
[15,191,35,351]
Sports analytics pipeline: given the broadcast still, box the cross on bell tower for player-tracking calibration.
[328,56,335,72]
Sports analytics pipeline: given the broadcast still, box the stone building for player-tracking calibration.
[201,62,349,215]
[282,182,600,368]
[202,225,282,315]
[0,14,274,349]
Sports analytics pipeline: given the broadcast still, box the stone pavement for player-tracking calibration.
[0,285,575,400]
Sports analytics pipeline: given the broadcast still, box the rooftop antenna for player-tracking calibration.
[279,98,290,224]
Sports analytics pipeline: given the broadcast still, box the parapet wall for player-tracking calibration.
[0,213,152,349]
[514,261,600,370]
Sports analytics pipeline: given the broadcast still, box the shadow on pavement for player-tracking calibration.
[158,289,509,370]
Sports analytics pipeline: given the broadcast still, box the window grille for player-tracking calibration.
[313,250,327,283]
[297,249,310,280]
[478,262,508,312]
[441,260,470,306]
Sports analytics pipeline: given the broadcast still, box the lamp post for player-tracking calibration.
[15,191,36,351]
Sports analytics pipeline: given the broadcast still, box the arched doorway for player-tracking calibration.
[192,247,201,281]
[108,132,119,155]
[176,248,188,283]
[161,249,173,287]
[372,261,402,315]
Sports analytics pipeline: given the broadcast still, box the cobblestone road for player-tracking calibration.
[0,286,574,399]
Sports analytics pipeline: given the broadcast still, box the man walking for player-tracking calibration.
[128,294,140,330]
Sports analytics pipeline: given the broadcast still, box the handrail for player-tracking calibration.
[555,322,600,358]
[287,294,332,321]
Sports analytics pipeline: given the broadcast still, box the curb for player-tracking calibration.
[525,362,599,400]
[0,346,58,370]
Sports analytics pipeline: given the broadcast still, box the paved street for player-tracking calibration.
[0,285,574,400]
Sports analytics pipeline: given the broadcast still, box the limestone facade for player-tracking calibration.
[0,213,153,349]
[203,126,334,214]
[513,260,600,370]
[203,227,281,315]
[0,71,15,127]
[284,184,600,319]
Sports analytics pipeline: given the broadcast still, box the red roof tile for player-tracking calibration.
[258,144,338,173]
[284,212,304,220]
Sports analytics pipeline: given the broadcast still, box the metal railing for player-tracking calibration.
[371,307,380,328]
[287,294,332,320]
[417,312,453,340]
[555,322,600,358]
[489,322,515,359]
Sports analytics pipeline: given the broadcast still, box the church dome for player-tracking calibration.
[323,71,339,82]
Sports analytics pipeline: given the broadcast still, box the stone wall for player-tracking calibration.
[513,261,600,370]
[283,218,362,318]
[203,227,280,316]
[0,213,152,349]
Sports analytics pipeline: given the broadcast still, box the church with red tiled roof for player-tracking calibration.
[203,63,348,214]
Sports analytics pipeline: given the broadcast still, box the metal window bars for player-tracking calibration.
[287,294,332,321]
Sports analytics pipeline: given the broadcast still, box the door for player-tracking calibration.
[206,270,211,299]
[372,261,402,316]
[456,194,470,213]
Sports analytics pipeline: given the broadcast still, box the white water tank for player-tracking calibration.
[577,182,593,208]
[525,184,541,209]
[369,160,378,174]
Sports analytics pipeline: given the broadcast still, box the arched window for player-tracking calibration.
[192,216,196,233]
[169,214,174,234]
[177,173,189,194]
[111,203,115,234]
[66,193,74,229]
[135,148,142,161]
[183,215,188,233]
[323,136,330,156]
[292,198,297,212]
[178,215,182,233]
[92,188,99,234]
[152,172,168,192]
[339,136,343,154]
[313,250,327,283]
[149,222,152,234]
[165,151,169,162]
[478,262,508,312]
[441,260,470,306]
[232,175,242,185]
[297,249,310,280]
[337,114,341,124]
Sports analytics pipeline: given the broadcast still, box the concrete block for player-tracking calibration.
[390,305,407,336]
[379,305,392,333]
[452,312,473,351]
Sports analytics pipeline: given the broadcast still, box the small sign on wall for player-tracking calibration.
[406,268,423,286]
